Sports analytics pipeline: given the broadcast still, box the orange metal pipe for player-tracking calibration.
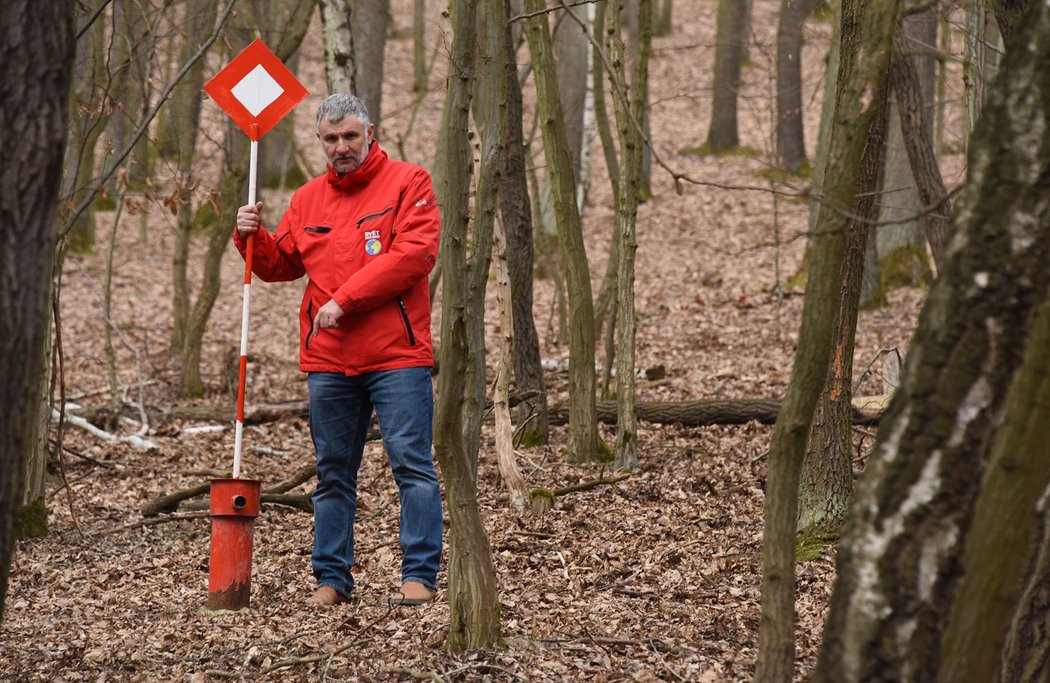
[206,478,262,611]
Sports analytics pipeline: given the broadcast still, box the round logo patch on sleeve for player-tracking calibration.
[365,239,382,255]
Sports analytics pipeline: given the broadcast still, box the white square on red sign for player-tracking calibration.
[204,39,308,141]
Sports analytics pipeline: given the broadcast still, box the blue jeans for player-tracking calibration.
[307,368,442,598]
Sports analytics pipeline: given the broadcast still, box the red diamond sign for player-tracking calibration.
[204,39,308,141]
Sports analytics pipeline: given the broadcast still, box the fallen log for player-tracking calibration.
[81,393,891,433]
[548,394,890,428]
[142,464,316,516]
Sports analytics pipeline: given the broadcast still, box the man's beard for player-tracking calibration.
[333,144,369,175]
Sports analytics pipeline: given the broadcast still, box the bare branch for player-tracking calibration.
[58,0,238,239]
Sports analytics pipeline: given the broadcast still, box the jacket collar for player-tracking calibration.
[326,140,386,191]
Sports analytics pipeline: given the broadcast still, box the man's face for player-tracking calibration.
[317,116,374,174]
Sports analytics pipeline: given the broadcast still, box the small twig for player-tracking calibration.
[48,439,115,468]
[51,271,83,537]
[59,0,240,237]
[381,667,445,683]
[250,445,290,457]
[648,638,687,682]
[442,663,526,681]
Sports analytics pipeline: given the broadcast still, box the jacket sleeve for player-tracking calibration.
[333,167,440,312]
[232,199,307,283]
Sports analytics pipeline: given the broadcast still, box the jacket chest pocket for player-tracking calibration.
[355,207,396,257]
[299,224,334,262]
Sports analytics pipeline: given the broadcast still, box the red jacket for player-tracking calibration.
[234,142,440,376]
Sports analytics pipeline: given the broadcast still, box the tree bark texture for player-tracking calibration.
[798,88,888,538]
[753,0,899,677]
[497,0,548,444]
[814,2,1050,678]
[889,7,947,266]
[493,216,529,513]
[991,0,1031,51]
[775,0,809,171]
[460,0,500,468]
[413,0,427,92]
[61,0,114,253]
[178,126,249,396]
[962,0,1001,149]
[169,0,220,357]
[0,0,74,619]
[433,0,501,652]
[351,0,389,125]
[606,0,651,472]
[707,0,750,151]
[940,291,1050,681]
[319,0,356,94]
[523,0,600,463]
[553,5,588,180]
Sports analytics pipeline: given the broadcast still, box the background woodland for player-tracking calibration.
[2,0,1048,681]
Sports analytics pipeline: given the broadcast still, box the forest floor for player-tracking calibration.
[1,1,964,681]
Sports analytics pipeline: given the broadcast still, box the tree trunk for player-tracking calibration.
[523,0,600,463]
[106,0,154,193]
[991,0,1030,48]
[0,0,74,620]
[625,0,652,199]
[814,2,1050,677]
[60,0,111,253]
[412,0,427,92]
[19,275,55,540]
[887,6,946,265]
[706,0,750,152]
[352,0,389,125]
[319,0,356,93]
[872,9,932,292]
[775,0,809,172]
[497,0,548,444]
[553,4,588,180]
[754,0,899,678]
[807,0,842,294]
[940,292,1050,682]
[433,0,501,653]
[655,0,673,36]
[606,0,651,472]
[168,0,220,358]
[493,214,529,513]
[798,86,888,539]
[178,127,249,396]
[157,0,215,159]
[460,0,501,469]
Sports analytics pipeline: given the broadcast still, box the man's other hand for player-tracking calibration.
[311,299,346,337]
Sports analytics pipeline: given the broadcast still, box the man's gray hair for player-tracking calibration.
[316,94,372,131]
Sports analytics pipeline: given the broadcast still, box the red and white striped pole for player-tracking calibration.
[233,126,260,479]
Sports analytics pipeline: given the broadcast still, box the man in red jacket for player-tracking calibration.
[234,94,442,607]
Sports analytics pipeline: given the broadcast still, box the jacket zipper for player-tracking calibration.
[396,296,416,346]
[356,207,394,229]
[305,301,313,350]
